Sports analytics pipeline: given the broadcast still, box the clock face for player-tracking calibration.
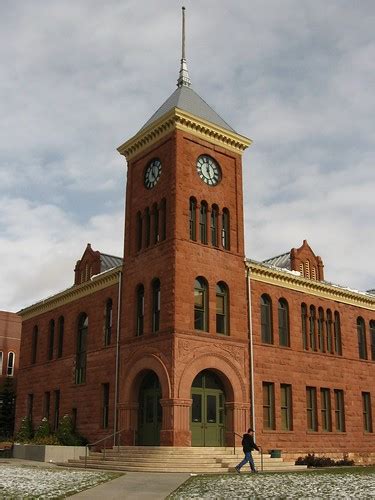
[144,159,162,189]
[196,155,221,186]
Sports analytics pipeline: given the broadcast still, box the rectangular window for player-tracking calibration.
[370,322,375,361]
[48,321,55,360]
[334,389,345,432]
[27,393,34,423]
[280,384,293,431]
[301,305,308,350]
[43,391,51,420]
[102,383,110,429]
[57,317,64,358]
[262,382,275,430]
[53,390,60,431]
[320,388,332,432]
[362,392,373,433]
[0,351,3,375]
[31,328,38,364]
[306,386,318,431]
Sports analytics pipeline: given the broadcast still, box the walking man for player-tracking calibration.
[235,428,260,473]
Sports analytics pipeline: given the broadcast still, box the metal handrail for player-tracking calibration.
[84,428,125,468]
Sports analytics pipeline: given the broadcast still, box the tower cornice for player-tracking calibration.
[117,108,252,161]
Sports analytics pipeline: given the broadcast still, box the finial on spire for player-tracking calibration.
[177,6,191,88]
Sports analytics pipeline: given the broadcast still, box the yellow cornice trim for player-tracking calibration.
[247,260,375,310]
[18,267,122,321]
[117,108,252,161]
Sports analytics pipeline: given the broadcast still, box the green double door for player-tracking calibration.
[191,371,225,446]
[138,372,161,446]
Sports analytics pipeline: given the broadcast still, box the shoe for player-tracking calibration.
[235,466,240,474]
[252,470,258,473]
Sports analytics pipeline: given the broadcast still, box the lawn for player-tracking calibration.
[0,464,120,499]
[168,467,375,499]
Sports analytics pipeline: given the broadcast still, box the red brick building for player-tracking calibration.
[15,38,375,460]
[0,311,21,383]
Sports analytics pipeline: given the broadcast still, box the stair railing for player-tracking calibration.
[84,428,125,468]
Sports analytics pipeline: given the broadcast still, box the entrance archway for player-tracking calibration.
[138,371,162,445]
[191,370,225,446]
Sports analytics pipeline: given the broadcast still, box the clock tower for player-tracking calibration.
[117,8,252,446]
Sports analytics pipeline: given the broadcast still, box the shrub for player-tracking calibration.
[295,453,355,467]
[33,418,60,445]
[56,415,87,446]
[15,416,33,443]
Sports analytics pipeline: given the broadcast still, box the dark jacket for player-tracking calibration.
[242,433,259,453]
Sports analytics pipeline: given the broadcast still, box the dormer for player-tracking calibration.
[74,244,123,285]
[290,240,324,281]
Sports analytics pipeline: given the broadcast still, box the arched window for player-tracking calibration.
[31,325,38,364]
[7,351,15,377]
[305,260,310,279]
[301,303,308,349]
[189,197,197,241]
[278,299,290,347]
[75,313,88,384]
[216,282,229,335]
[145,207,151,247]
[317,308,325,352]
[160,198,166,241]
[211,205,219,247]
[309,306,316,350]
[57,316,64,358]
[136,284,144,336]
[370,320,375,361]
[299,263,304,277]
[0,351,3,375]
[199,202,208,244]
[104,299,113,346]
[334,312,342,355]
[152,279,161,333]
[221,208,230,250]
[261,294,273,344]
[152,203,159,244]
[326,309,333,353]
[357,317,367,360]
[48,320,55,360]
[194,277,208,331]
[136,211,143,251]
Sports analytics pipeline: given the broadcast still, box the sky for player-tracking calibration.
[1,0,375,312]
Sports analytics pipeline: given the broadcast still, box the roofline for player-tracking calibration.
[117,107,252,161]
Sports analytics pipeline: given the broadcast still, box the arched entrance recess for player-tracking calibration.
[191,370,225,446]
[138,371,161,445]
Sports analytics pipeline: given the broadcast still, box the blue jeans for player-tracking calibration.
[236,451,256,471]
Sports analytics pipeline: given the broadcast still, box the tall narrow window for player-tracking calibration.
[357,317,367,360]
[278,299,290,347]
[306,386,318,431]
[261,295,273,344]
[104,299,113,346]
[320,388,332,432]
[305,260,310,278]
[75,314,88,384]
[160,198,166,241]
[31,326,38,364]
[309,306,317,351]
[362,392,373,433]
[280,384,293,431]
[102,383,110,429]
[27,394,34,423]
[152,203,159,244]
[53,390,60,431]
[216,282,229,335]
[199,202,208,244]
[48,320,55,360]
[136,285,145,336]
[194,277,208,331]
[326,309,333,353]
[262,382,275,430]
[221,208,230,250]
[145,207,151,247]
[0,351,3,375]
[317,308,325,352]
[43,391,51,420]
[334,312,342,355]
[152,279,161,333]
[334,389,345,432]
[211,205,219,247]
[189,197,197,241]
[301,303,308,349]
[136,211,143,251]
[7,352,15,377]
[370,320,375,361]
[57,316,64,358]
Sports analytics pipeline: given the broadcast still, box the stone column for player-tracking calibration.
[225,402,250,446]
[118,401,139,445]
[160,398,192,446]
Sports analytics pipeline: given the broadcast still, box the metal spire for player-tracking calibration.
[177,6,191,87]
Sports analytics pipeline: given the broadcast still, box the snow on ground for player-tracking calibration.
[0,465,115,498]
[169,470,375,499]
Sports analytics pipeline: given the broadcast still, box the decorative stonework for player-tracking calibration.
[117,108,252,160]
